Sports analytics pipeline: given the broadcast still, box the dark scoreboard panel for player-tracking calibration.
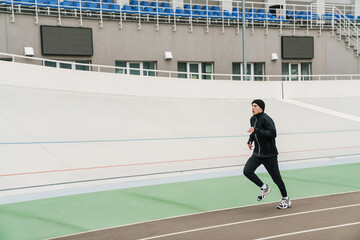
[281,36,314,59]
[40,25,93,56]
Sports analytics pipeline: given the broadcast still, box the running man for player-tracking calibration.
[244,99,291,209]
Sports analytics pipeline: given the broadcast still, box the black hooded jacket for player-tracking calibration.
[247,112,278,158]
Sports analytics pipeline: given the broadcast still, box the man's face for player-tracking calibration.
[252,103,263,116]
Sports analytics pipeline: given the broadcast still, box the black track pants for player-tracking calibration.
[243,155,288,198]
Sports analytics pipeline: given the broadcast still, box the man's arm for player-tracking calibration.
[254,116,277,138]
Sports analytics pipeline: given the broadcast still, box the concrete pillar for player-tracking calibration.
[221,0,232,12]
[117,0,129,7]
[172,0,183,10]
[354,0,360,17]
[315,0,325,15]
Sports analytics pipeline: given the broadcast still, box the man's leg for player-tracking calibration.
[243,155,263,187]
[262,156,288,198]
[244,156,271,201]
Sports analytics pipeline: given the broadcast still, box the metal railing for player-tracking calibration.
[1,52,360,81]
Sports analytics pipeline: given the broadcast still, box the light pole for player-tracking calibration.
[242,0,247,80]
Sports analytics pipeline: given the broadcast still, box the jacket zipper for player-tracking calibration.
[254,117,261,154]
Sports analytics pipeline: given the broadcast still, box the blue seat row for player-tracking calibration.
[285,10,359,21]
[3,0,358,22]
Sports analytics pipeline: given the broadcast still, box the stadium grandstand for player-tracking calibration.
[1,0,360,78]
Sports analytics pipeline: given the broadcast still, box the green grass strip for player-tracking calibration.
[0,163,359,240]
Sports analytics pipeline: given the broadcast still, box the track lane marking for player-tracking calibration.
[1,146,359,178]
[256,222,360,240]
[45,191,360,240]
[138,204,360,240]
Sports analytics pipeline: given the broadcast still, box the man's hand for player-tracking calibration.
[247,127,254,133]
[248,142,253,150]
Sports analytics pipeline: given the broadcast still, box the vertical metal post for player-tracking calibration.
[57,0,61,25]
[11,0,15,23]
[236,2,240,34]
[35,0,39,24]
[155,0,159,31]
[242,0,247,80]
[79,0,83,27]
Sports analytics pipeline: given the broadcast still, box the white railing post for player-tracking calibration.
[79,0,83,27]
[236,1,239,34]
[119,1,123,29]
[205,0,209,33]
[11,0,15,23]
[137,0,141,30]
[357,28,359,56]
[331,5,335,35]
[99,1,103,28]
[292,5,295,35]
[57,0,61,25]
[189,0,193,32]
[35,0,39,24]
[155,0,159,31]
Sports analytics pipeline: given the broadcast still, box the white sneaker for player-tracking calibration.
[257,185,271,201]
[277,198,292,209]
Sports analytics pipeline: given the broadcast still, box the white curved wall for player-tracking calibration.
[0,61,359,203]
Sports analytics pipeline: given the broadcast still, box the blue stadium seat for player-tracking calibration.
[266,12,277,21]
[48,0,58,7]
[156,7,166,15]
[132,5,140,12]
[121,3,133,13]
[345,13,355,21]
[36,0,49,7]
[232,7,240,13]
[193,9,206,18]
[140,0,149,6]
[87,2,99,10]
[60,1,75,9]
[184,9,192,16]
[311,13,321,20]
[141,6,156,15]
[130,0,138,5]
[175,7,189,17]
[211,6,221,17]
[111,4,120,12]
[18,0,35,6]
[150,1,159,7]
[184,4,190,10]
[202,5,210,11]
[160,2,169,8]
[223,10,234,19]
[278,15,289,22]
[4,0,19,4]
[192,4,201,10]
[164,7,174,16]
[206,10,217,19]
[101,3,111,11]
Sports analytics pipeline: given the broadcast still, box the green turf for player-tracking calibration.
[0,163,359,240]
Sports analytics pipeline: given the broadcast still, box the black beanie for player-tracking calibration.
[252,99,265,112]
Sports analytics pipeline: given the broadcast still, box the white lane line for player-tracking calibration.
[256,222,360,240]
[139,203,360,240]
[282,99,360,122]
